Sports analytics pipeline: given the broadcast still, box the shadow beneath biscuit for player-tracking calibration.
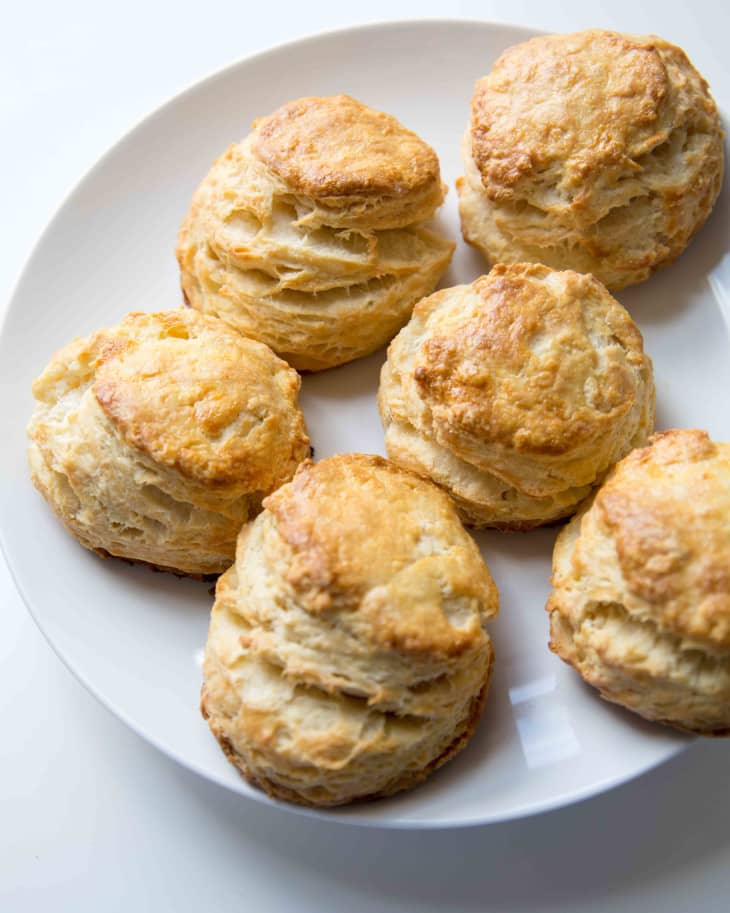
[653,391,681,433]
[472,525,561,560]
[95,555,213,615]
[298,349,387,460]
[166,732,730,911]
[299,347,385,403]
[47,585,728,913]
[442,237,490,289]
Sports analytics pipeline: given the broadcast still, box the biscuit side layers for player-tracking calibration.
[458,31,724,290]
[178,96,454,371]
[547,430,730,735]
[202,454,499,805]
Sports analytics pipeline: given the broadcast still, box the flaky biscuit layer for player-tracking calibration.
[202,454,498,806]
[548,430,730,735]
[458,30,724,290]
[178,96,454,371]
[28,310,310,575]
[379,264,655,528]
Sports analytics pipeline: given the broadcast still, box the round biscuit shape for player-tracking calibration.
[201,453,498,806]
[378,263,655,528]
[27,309,310,576]
[458,30,724,290]
[177,95,454,371]
[547,429,730,736]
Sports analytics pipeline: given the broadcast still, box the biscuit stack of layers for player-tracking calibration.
[379,264,655,529]
[548,430,730,735]
[458,31,724,289]
[28,310,310,576]
[202,454,498,806]
[178,95,455,370]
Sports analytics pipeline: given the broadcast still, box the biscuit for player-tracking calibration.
[177,95,455,371]
[378,264,655,529]
[201,453,498,806]
[457,30,724,290]
[27,310,310,576]
[547,430,730,736]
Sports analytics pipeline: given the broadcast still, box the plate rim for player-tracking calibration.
[0,16,541,344]
[0,16,696,830]
[0,533,690,830]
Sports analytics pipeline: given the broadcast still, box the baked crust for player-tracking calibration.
[458,30,724,290]
[201,653,493,807]
[27,310,310,576]
[378,264,655,528]
[88,311,305,487]
[201,453,498,806]
[252,95,441,208]
[547,430,730,736]
[177,96,454,371]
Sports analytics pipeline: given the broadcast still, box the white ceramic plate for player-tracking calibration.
[1,20,728,829]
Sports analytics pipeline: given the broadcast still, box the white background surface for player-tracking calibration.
[1,2,728,910]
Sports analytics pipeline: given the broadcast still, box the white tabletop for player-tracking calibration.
[2,2,729,910]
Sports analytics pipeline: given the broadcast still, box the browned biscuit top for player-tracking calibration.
[470,30,720,211]
[411,263,648,457]
[596,429,730,649]
[31,310,309,489]
[252,94,441,199]
[262,453,498,655]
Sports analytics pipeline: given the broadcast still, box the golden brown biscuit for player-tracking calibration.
[457,30,724,290]
[251,95,444,225]
[177,95,454,371]
[378,264,655,529]
[547,430,730,736]
[27,310,310,576]
[201,453,498,806]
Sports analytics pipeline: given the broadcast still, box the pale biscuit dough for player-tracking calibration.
[378,264,655,529]
[178,95,454,371]
[28,310,310,576]
[547,430,730,736]
[458,30,724,290]
[201,453,498,806]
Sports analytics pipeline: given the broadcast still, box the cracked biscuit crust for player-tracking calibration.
[201,453,498,806]
[27,310,310,576]
[177,95,454,371]
[547,430,730,735]
[378,264,655,529]
[458,30,724,290]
